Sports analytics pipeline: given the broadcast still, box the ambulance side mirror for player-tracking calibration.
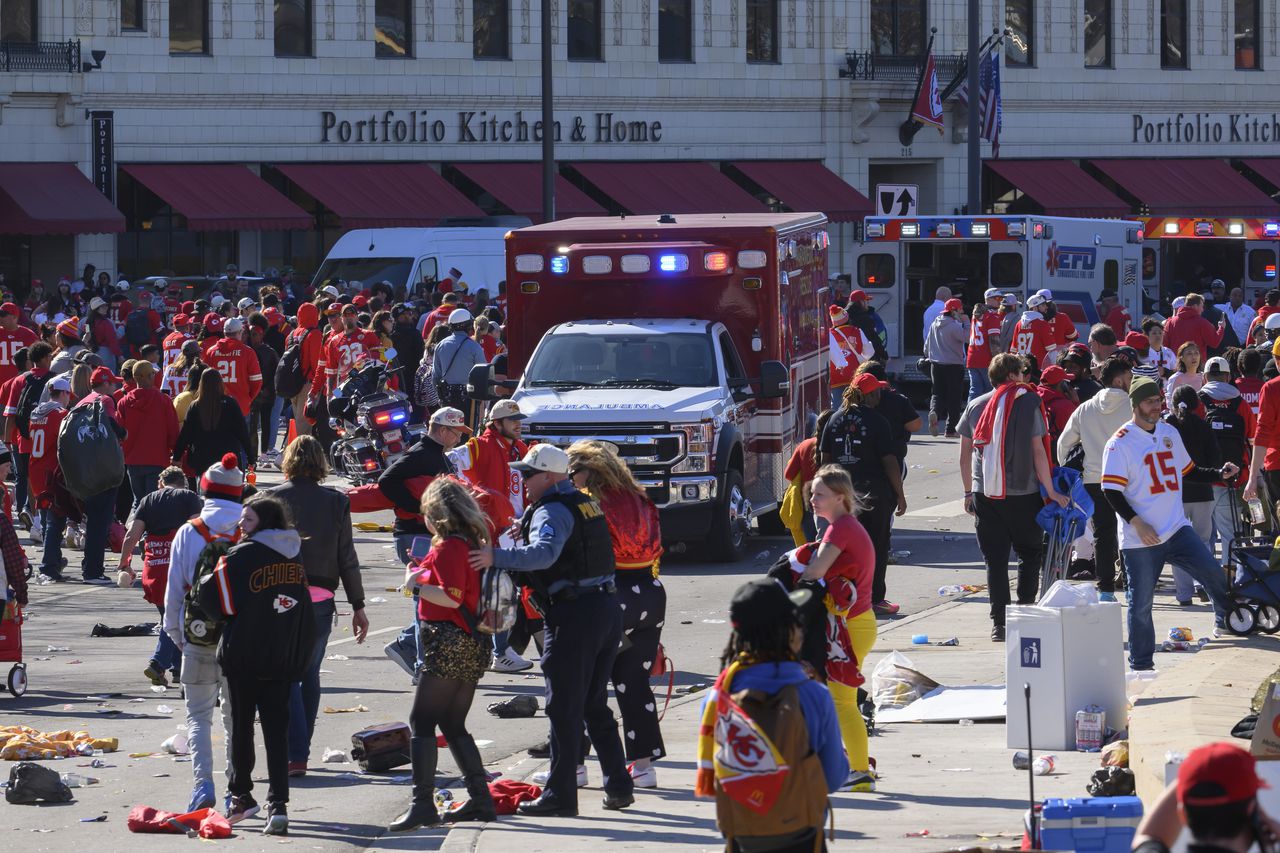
[757,360,789,400]
[467,363,495,401]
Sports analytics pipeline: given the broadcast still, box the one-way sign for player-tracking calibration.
[875,183,919,217]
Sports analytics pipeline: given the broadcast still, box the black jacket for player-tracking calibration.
[377,435,455,535]
[270,478,364,610]
[174,395,255,471]
[199,530,314,681]
[391,324,426,389]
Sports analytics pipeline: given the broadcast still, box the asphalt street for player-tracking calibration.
[0,429,989,851]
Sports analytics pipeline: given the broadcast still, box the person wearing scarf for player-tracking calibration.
[958,353,1069,642]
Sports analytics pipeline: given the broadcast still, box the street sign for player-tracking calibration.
[875,183,918,217]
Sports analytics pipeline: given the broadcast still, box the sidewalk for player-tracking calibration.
[435,586,1217,853]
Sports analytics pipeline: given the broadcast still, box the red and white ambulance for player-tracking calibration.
[472,213,829,561]
[1136,216,1280,310]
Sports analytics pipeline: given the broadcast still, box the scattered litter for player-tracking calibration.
[322,748,348,763]
[322,705,369,714]
[368,597,387,604]
[128,698,146,703]
[1101,740,1129,768]
[150,685,167,694]
[160,733,189,755]
[676,683,709,696]
[66,660,82,665]
[383,587,399,592]
[911,634,928,644]
[152,773,169,778]
[941,768,972,772]
[701,619,725,624]
[91,623,157,637]
[79,759,109,769]
[679,620,692,625]
[6,762,74,803]
[326,654,349,661]
[1087,766,1135,796]
[936,637,959,646]
[62,704,74,711]
[927,469,940,474]
[890,550,912,559]
[156,705,175,715]
[1032,754,1057,775]
[905,829,930,838]
[46,645,70,652]
[487,696,538,718]
[171,757,191,763]
[958,719,975,727]
[1,727,117,760]
[910,464,923,469]
[434,790,454,807]
[30,828,55,832]
[911,753,922,758]
[128,752,156,758]
[754,550,771,560]
[33,656,51,661]
[474,739,493,747]
[79,814,108,822]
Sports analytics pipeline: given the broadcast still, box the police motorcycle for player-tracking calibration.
[328,350,424,483]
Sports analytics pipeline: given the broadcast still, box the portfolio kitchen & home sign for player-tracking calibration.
[320,110,663,145]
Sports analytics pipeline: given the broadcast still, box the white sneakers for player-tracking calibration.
[629,763,658,789]
[531,765,588,788]
[491,647,534,673]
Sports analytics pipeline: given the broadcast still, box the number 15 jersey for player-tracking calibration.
[1100,420,1194,549]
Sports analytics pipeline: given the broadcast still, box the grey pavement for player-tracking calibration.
[0,432,1231,851]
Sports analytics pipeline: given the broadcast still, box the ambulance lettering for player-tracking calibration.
[1046,243,1098,280]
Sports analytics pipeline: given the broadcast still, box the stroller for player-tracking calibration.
[1222,489,1280,636]
[0,595,26,697]
[1035,468,1094,597]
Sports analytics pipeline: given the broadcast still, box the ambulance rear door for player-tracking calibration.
[851,238,901,359]
[1244,239,1279,299]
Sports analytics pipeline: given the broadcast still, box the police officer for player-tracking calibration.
[469,444,634,817]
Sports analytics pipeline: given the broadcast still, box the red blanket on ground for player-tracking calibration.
[126,805,231,838]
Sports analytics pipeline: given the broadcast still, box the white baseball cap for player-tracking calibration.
[48,375,71,393]
[237,297,255,310]
[1172,296,1187,310]
[448,308,473,326]
[1204,356,1232,374]
[1003,293,1020,306]
[487,399,526,422]
[984,288,1003,300]
[429,407,472,433]
[511,443,570,475]
[322,285,340,299]
[1265,313,1280,331]
[1035,288,1054,301]
[223,317,244,335]
[1027,294,1047,308]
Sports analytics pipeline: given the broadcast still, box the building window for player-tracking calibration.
[746,0,778,63]
[169,0,209,54]
[375,0,412,57]
[1084,0,1109,67]
[567,0,601,60]
[1006,0,1033,66]
[275,0,311,56]
[1236,0,1260,69]
[869,0,925,56]
[1161,0,1187,68]
[1,0,37,41]
[658,0,692,62]
[121,0,144,32]
[474,0,509,58]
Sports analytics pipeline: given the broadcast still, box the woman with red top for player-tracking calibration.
[781,409,835,545]
[389,478,496,833]
[566,440,666,789]
[800,464,878,795]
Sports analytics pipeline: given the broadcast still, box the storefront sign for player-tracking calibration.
[319,110,663,145]
[1132,112,1280,144]
[90,110,114,201]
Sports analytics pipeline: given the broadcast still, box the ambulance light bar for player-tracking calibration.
[550,255,569,274]
[620,254,650,273]
[1228,221,1245,236]
[659,254,689,272]
[1267,265,1277,279]
[1164,221,1179,235]
[1267,222,1280,237]
[1194,221,1214,237]
[970,222,991,237]
[900,223,920,237]
[1127,228,1144,244]
[582,255,613,274]
[704,251,730,272]
[1006,221,1025,238]
[514,254,544,273]
[738,250,767,268]
[935,223,956,237]
[865,223,886,238]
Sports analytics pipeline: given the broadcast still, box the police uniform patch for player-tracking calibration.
[539,523,556,540]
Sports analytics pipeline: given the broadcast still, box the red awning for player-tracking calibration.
[1088,159,1278,217]
[572,162,766,215]
[985,160,1132,218]
[452,163,604,221]
[0,163,125,235]
[1240,159,1280,194]
[275,163,483,227]
[122,164,313,231]
[730,161,872,222]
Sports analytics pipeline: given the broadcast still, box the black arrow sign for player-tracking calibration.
[895,189,915,216]
[879,191,895,215]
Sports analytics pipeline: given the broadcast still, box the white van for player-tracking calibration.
[311,217,529,297]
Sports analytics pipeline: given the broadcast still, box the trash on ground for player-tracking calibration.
[904,829,930,838]
[149,685,167,694]
[1032,754,1058,775]
[1075,705,1105,751]
[79,814,107,822]
[1101,740,1130,768]
[870,651,941,712]
[1013,750,1031,770]
[1087,766,1136,796]
[367,597,387,603]
[1,726,118,760]
[321,748,348,763]
[877,684,1006,724]
[126,805,231,839]
[90,623,157,637]
[936,637,960,646]
[322,705,369,714]
[487,696,538,719]
[46,645,70,652]
[326,654,349,661]
[5,762,74,803]
[160,733,189,755]
[911,634,929,644]
[156,705,175,715]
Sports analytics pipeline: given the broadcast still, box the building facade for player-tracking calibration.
[0,0,1277,296]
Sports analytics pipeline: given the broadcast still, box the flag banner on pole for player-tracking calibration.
[982,47,1003,157]
[910,52,945,133]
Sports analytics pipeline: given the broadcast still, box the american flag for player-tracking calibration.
[954,48,1003,157]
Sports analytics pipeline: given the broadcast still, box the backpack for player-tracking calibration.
[413,356,438,408]
[14,372,54,439]
[710,668,829,844]
[183,518,241,647]
[125,308,151,346]
[275,329,311,398]
[462,567,518,635]
[56,401,124,499]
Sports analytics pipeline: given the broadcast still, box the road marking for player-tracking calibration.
[903,498,968,518]
[328,624,401,648]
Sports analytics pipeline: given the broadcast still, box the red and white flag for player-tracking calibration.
[910,52,945,134]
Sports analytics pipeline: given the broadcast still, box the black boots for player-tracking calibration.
[388,736,440,832]
[443,734,496,823]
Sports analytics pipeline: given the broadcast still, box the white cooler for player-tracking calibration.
[1006,601,1127,751]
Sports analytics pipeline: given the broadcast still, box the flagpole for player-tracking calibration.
[897,29,936,147]
[966,1,980,213]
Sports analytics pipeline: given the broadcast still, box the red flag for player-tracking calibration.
[910,52,945,134]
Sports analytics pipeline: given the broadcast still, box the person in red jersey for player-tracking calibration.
[162,313,194,377]
[204,316,263,419]
[29,375,71,582]
[967,288,1006,400]
[0,301,37,388]
[1034,289,1079,350]
[1011,293,1058,374]
[1098,289,1132,339]
[312,304,379,398]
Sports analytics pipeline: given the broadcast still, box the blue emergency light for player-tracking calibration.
[1266,222,1280,238]
[550,255,569,274]
[658,254,689,272]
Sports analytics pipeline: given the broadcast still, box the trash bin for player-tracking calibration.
[1006,602,1126,750]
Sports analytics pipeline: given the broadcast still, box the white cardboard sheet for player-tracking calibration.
[876,684,1008,723]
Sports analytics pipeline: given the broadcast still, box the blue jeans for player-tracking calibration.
[1121,525,1232,670]
[287,597,335,764]
[127,465,163,513]
[151,604,181,675]
[1211,484,1240,566]
[264,396,285,453]
[13,451,29,517]
[39,508,66,578]
[967,367,993,401]
[81,486,118,579]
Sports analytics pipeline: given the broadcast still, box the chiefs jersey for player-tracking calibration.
[0,325,37,388]
[321,329,380,393]
[162,330,191,376]
[966,312,1005,370]
[1101,420,1195,549]
[28,403,67,507]
[828,324,873,389]
[1011,313,1057,368]
[204,337,263,416]
[1049,314,1079,348]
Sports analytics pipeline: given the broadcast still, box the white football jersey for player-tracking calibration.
[1100,419,1194,549]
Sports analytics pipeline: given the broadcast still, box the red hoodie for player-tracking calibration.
[118,385,181,467]
[1163,306,1224,359]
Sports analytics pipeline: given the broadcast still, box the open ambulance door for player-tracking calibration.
[1244,240,1279,301]
[851,242,901,361]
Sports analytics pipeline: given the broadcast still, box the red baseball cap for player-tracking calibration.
[352,294,369,308]
[205,314,224,334]
[0,302,19,316]
[853,373,889,395]
[181,301,196,314]
[944,298,964,313]
[1124,331,1150,350]
[90,367,122,386]
[1039,365,1067,386]
[848,290,872,303]
[1177,742,1269,806]
[172,313,191,327]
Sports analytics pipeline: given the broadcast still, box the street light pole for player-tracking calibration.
[966,0,981,214]
[541,0,555,222]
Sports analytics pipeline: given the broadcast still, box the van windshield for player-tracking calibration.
[312,257,413,290]
[525,333,717,389]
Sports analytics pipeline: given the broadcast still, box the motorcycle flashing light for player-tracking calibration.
[1193,221,1214,237]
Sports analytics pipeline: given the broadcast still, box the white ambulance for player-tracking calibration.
[853,215,1144,379]
[1137,216,1280,314]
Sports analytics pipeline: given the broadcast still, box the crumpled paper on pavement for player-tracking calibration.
[322,705,369,714]
[1,726,118,760]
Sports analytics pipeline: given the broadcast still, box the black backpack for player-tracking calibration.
[14,371,54,439]
[275,329,310,398]
[125,308,151,346]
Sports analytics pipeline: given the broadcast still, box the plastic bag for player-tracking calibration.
[5,761,74,804]
[1101,740,1129,768]
[869,651,939,712]
[1086,766,1135,797]
[486,695,538,719]
[1038,580,1100,608]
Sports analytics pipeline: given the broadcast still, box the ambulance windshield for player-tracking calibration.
[526,333,716,389]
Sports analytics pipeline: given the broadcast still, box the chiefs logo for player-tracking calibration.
[273,595,298,614]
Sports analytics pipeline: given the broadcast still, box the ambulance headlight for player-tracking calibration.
[970,222,990,237]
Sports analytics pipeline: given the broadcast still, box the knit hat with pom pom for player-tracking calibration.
[200,452,245,502]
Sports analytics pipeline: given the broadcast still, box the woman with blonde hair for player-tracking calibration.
[388,477,495,832]
[799,463,878,794]
[562,439,666,788]
[70,362,92,403]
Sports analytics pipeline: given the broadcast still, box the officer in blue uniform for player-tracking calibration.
[470,444,634,816]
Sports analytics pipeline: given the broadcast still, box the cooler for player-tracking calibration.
[1006,601,1126,750]
[1040,796,1143,853]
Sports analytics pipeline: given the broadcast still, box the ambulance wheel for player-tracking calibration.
[1226,604,1257,636]
[7,664,26,697]
[706,469,748,564]
[1256,604,1280,635]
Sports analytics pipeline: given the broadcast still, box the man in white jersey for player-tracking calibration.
[1100,377,1236,671]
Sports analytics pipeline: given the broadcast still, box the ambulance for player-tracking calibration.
[469,213,829,562]
[854,215,1144,378]
[1137,216,1280,315]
